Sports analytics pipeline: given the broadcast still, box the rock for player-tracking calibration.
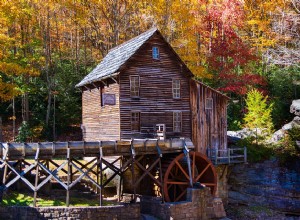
[290,99,300,116]
[282,122,293,130]
[228,159,300,215]
[291,116,300,128]
[227,135,241,146]
[270,129,285,142]
[269,116,300,143]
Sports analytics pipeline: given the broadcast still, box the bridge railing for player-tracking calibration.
[207,147,247,165]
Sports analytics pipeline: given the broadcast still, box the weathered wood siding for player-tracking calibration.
[82,83,120,141]
[119,33,192,139]
[190,80,228,154]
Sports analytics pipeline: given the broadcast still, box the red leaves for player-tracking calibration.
[196,0,264,96]
[218,73,267,95]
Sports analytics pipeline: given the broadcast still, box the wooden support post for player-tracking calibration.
[99,141,103,206]
[118,157,123,202]
[228,148,231,164]
[96,161,99,194]
[215,148,218,165]
[66,147,70,207]
[33,146,40,207]
[183,142,193,187]
[158,157,164,203]
[130,140,136,202]
[70,164,73,183]
[99,158,103,206]
[33,163,39,207]
[2,163,8,185]
[157,140,164,203]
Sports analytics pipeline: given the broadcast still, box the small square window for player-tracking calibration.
[152,47,160,59]
[172,79,180,99]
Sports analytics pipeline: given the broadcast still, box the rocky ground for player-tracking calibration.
[225,203,299,220]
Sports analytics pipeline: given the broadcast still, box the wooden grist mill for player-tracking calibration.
[0,139,217,205]
[0,28,246,209]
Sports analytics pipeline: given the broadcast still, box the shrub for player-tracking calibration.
[237,137,274,163]
[15,121,33,142]
[244,89,274,137]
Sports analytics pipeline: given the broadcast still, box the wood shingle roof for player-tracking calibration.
[76,28,158,88]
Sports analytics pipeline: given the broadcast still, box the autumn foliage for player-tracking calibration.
[0,0,299,139]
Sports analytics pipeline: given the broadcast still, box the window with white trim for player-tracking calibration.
[152,46,160,59]
[130,76,140,98]
[172,79,180,99]
[131,111,140,132]
[173,111,182,133]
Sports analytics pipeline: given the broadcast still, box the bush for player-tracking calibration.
[15,121,33,142]
[237,137,275,163]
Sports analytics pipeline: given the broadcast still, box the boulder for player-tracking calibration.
[270,129,285,142]
[290,99,300,115]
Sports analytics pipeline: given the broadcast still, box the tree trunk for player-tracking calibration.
[0,116,3,142]
[46,91,52,126]
[12,97,16,141]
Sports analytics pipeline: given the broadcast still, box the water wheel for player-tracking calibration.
[162,151,217,202]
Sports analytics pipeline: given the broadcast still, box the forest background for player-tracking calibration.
[0,0,299,141]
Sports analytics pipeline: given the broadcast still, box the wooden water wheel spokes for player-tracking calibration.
[163,151,217,202]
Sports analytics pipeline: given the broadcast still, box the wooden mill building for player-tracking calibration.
[76,28,229,154]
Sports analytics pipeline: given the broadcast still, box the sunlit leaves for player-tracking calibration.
[244,89,274,135]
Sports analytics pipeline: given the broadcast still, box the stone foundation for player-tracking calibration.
[0,204,140,220]
[140,187,226,220]
[215,164,230,205]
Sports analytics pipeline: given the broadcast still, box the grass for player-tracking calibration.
[1,191,114,207]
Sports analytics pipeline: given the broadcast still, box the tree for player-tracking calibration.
[244,89,274,135]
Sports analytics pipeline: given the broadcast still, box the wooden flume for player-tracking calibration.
[0,138,194,159]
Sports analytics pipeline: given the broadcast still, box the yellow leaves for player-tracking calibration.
[9,116,16,120]
[0,78,20,101]
[190,65,214,79]
[0,62,40,77]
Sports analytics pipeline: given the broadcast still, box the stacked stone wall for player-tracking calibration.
[0,204,140,220]
[141,187,226,220]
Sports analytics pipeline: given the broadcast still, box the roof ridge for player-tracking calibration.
[108,28,158,53]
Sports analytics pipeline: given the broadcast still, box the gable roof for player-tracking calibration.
[76,28,158,88]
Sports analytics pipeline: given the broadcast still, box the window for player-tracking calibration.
[131,112,140,132]
[173,111,182,133]
[100,87,105,107]
[130,76,140,98]
[172,79,180,99]
[205,98,213,109]
[152,46,160,59]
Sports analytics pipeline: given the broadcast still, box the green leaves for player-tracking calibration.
[244,89,274,136]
